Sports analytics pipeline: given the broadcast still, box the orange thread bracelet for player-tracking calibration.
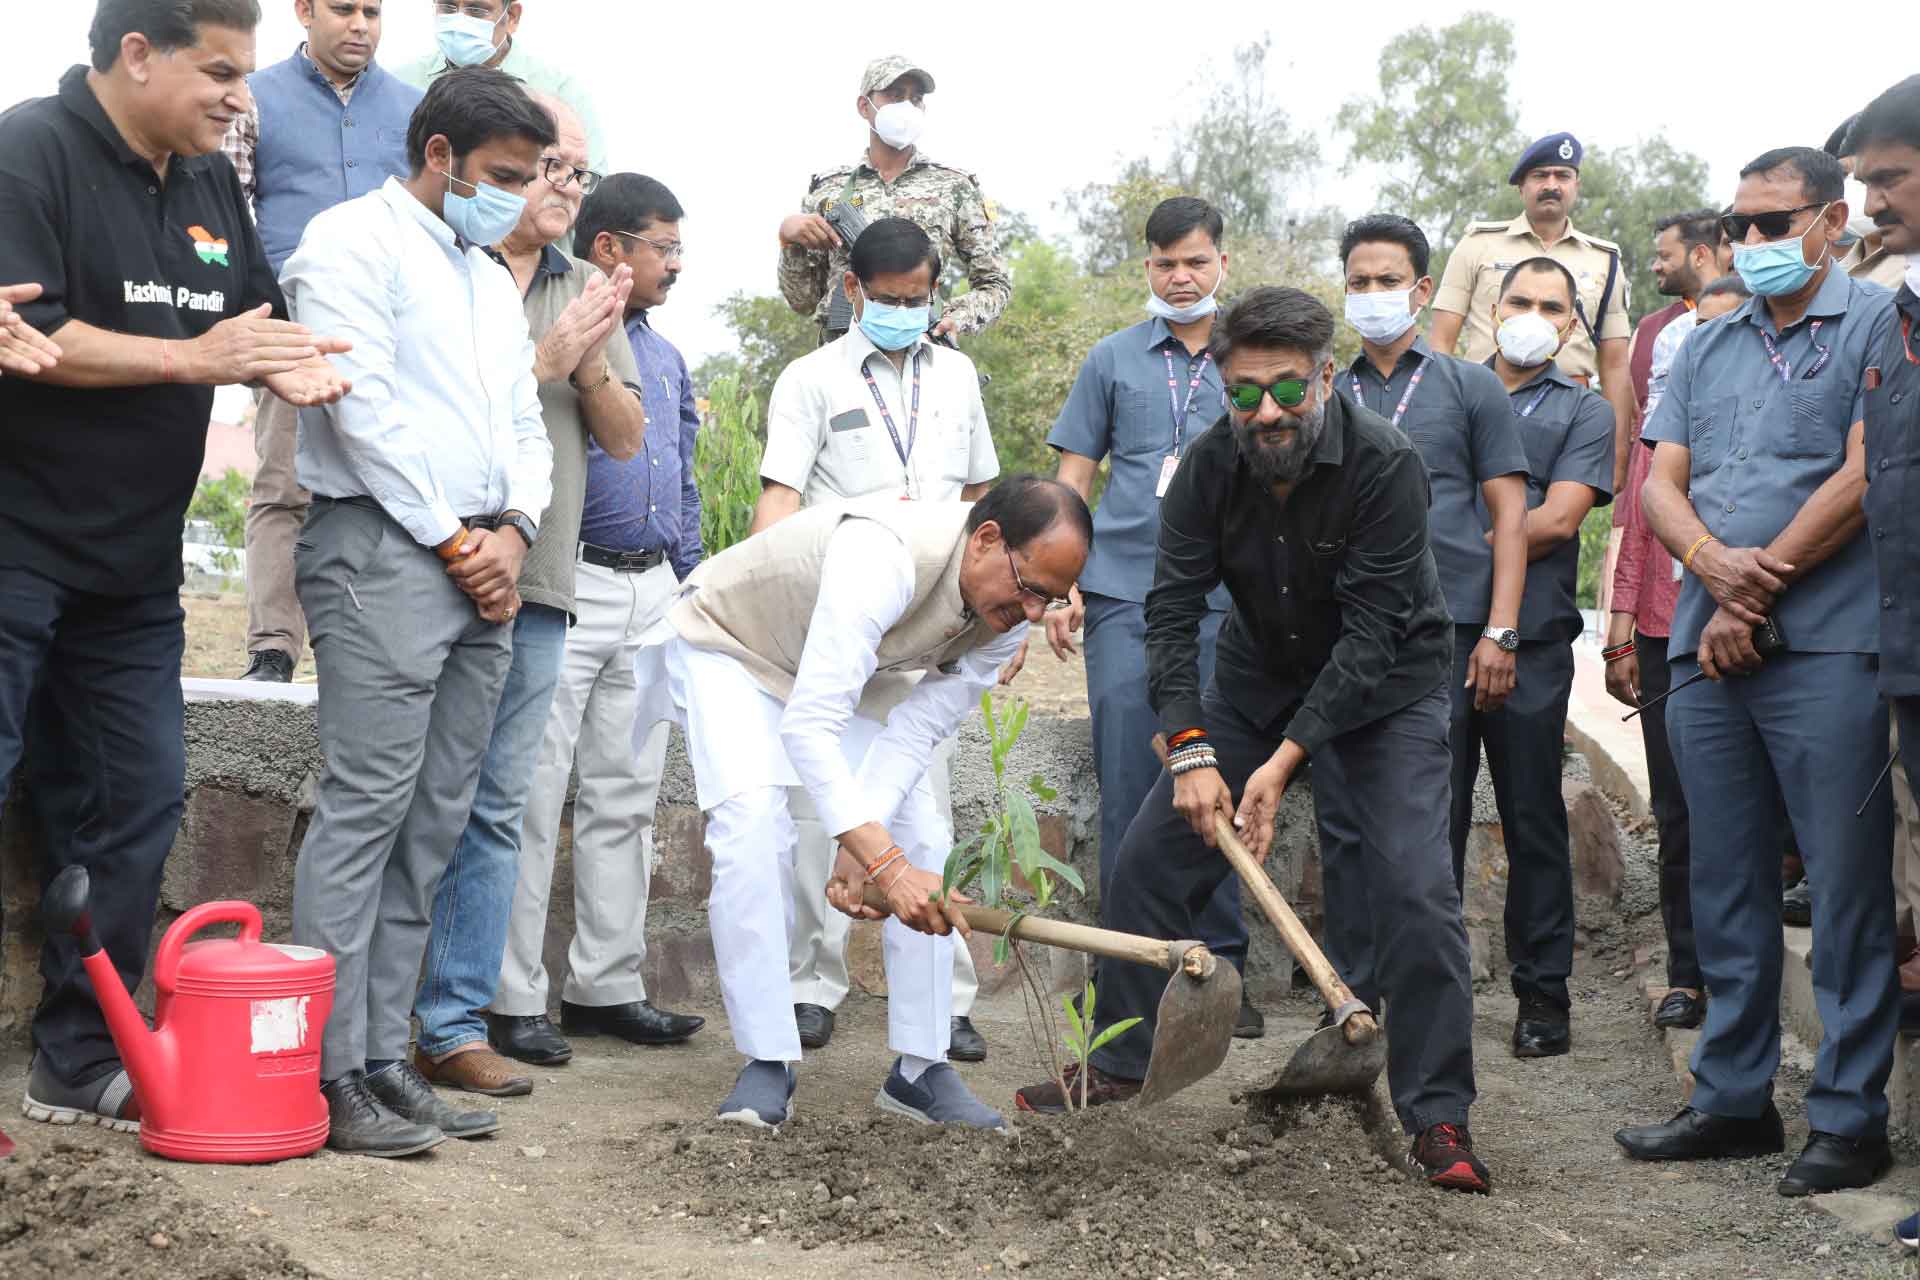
[1682,534,1716,572]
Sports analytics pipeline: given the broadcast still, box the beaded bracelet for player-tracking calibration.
[1170,752,1220,776]
[1168,747,1216,770]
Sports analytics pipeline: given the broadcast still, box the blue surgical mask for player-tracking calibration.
[1733,212,1826,297]
[436,13,503,68]
[440,167,527,246]
[857,291,929,352]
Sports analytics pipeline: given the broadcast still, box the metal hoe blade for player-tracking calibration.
[1243,1020,1388,1102]
[1137,945,1242,1107]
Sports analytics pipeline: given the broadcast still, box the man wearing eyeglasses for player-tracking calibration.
[399,1,605,173]
[1617,145,1901,1197]
[226,0,423,683]
[406,97,661,1099]
[777,55,1010,344]
[751,217,998,1061]
[481,172,708,1068]
[1013,287,1489,1194]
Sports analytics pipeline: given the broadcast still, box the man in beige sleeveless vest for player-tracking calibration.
[645,477,1088,1129]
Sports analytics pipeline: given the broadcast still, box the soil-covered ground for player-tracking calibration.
[4,936,1917,1280]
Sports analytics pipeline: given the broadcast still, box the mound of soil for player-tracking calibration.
[0,1141,312,1280]
[612,1093,1480,1278]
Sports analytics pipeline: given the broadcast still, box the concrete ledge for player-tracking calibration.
[1566,647,1651,819]
[1780,923,1919,1136]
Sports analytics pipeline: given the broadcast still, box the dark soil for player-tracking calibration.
[0,1140,312,1279]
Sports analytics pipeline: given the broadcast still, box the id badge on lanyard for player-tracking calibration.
[1158,349,1212,498]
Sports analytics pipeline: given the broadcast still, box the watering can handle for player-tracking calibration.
[153,901,265,990]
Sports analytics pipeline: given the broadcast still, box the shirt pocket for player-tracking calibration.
[1783,385,1844,461]
[1687,394,1735,478]
[1405,404,1468,484]
[1111,382,1163,459]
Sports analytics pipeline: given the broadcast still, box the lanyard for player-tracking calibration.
[1350,356,1430,428]
[862,350,922,498]
[1903,313,1918,367]
[1759,319,1830,384]
[1517,383,1553,419]
[1163,348,1212,456]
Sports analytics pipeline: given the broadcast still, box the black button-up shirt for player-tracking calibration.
[1864,283,1920,695]
[0,66,283,594]
[1147,390,1453,756]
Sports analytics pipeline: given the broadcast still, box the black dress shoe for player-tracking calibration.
[794,1003,835,1050]
[365,1063,499,1140]
[240,649,295,682]
[1653,989,1704,1030]
[487,1012,573,1065]
[1235,994,1267,1040]
[1614,1103,1785,1161]
[561,999,705,1046]
[1512,995,1571,1058]
[321,1071,444,1158]
[1778,1130,1893,1196]
[947,1016,987,1062]
[1781,877,1812,927]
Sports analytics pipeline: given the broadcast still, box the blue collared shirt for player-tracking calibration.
[1047,316,1230,610]
[579,311,704,578]
[1645,266,1896,655]
[1863,283,1920,693]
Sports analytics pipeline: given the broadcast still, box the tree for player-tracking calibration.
[1338,12,1525,264]
[690,290,816,415]
[1567,138,1714,324]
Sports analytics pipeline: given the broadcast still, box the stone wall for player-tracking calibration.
[0,695,1626,1040]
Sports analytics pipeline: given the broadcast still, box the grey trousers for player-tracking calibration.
[1669,651,1896,1137]
[291,498,512,1079]
[244,389,311,661]
[1092,684,1476,1135]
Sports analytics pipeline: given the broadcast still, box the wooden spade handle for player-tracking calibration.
[859,883,1208,976]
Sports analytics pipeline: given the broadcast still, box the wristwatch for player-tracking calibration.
[1482,626,1520,653]
[499,511,538,549]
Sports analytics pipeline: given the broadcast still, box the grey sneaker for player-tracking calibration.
[877,1059,1008,1132]
[716,1059,795,1129]
[22,1054,139,1133]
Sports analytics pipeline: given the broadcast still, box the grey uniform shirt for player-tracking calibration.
[1645,266,1895,655]
[1347,336,1527,626]
[1047,316,1231,611]
[506,243,646,619]
[1493,360,1616,644]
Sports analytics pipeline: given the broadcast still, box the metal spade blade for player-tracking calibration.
[1137,947,1242,1107]
[1242,1019,1390,1101]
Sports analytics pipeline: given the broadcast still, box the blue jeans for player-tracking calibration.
[414,603,568,1056]
[1081,593,1245,963]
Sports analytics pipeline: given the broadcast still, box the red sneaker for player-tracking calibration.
[0,1124,15,1160]
[1411,1122,1491,1193]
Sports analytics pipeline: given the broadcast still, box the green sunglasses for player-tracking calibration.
[1225,378,1311,412]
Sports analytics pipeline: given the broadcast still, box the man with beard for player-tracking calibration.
[407,97,653,1100]
[485,171,708,1067]
[1011,287,1489,1195]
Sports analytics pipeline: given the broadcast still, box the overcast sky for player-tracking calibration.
[7,1,1912,374]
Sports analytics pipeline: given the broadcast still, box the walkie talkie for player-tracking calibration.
[1622,615,1789,722]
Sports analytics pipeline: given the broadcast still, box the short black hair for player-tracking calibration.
[966,474,1093,552]
[90,0,261,72]
[849,217,941,287]
[1339,214,1431,279]
[1824,114,1860,159]
[1145,197,1225,252]
[405,66,556,174]
[1498,256,1577,306]
[573,173,685,258]
[1699,274,1752,303]
[1852,75,1920,157]
[1653,208,1723,257]
[1739,146,1845,204]
[1207,286,1336,370]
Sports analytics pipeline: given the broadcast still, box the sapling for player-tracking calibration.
[1059,980,1140,1112]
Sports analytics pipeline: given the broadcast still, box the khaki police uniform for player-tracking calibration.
[1842,235,1909,291]
[1433,214,1631,384]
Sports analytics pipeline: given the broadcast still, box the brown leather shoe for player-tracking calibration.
[1012,1062,1141,1114]
[412,1047,534,1098]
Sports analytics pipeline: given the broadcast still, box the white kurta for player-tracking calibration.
[642,521,1023,1061]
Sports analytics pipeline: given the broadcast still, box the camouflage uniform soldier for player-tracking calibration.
[777,56,1011,341]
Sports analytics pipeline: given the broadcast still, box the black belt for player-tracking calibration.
[578,542,666,573]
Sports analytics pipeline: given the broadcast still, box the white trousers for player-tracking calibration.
[787,736,978,1014]
[494,559,677,1014]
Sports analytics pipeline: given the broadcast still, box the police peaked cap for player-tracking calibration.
[1509,133,1583,185]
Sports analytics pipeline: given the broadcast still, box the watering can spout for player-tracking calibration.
[40,866,169,1099]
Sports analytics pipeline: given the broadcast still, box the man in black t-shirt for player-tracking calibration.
[0,0,347,1134]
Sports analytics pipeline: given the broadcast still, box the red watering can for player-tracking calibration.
[42,866,335,1163]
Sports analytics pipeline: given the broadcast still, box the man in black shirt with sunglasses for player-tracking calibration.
[1012,288,1489,1195]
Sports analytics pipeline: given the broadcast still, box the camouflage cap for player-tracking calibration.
[860,55,935,97]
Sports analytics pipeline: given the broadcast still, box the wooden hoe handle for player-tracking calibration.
[860,883,1211,976]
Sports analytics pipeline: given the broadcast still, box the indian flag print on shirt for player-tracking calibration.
[187,226,229,267]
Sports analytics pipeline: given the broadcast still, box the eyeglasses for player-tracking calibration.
[1720,202,1829,243]
[613,230,684,263]
[540,157,601,194]
[1225,378,1311,412]
[1004,547,1072,612]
